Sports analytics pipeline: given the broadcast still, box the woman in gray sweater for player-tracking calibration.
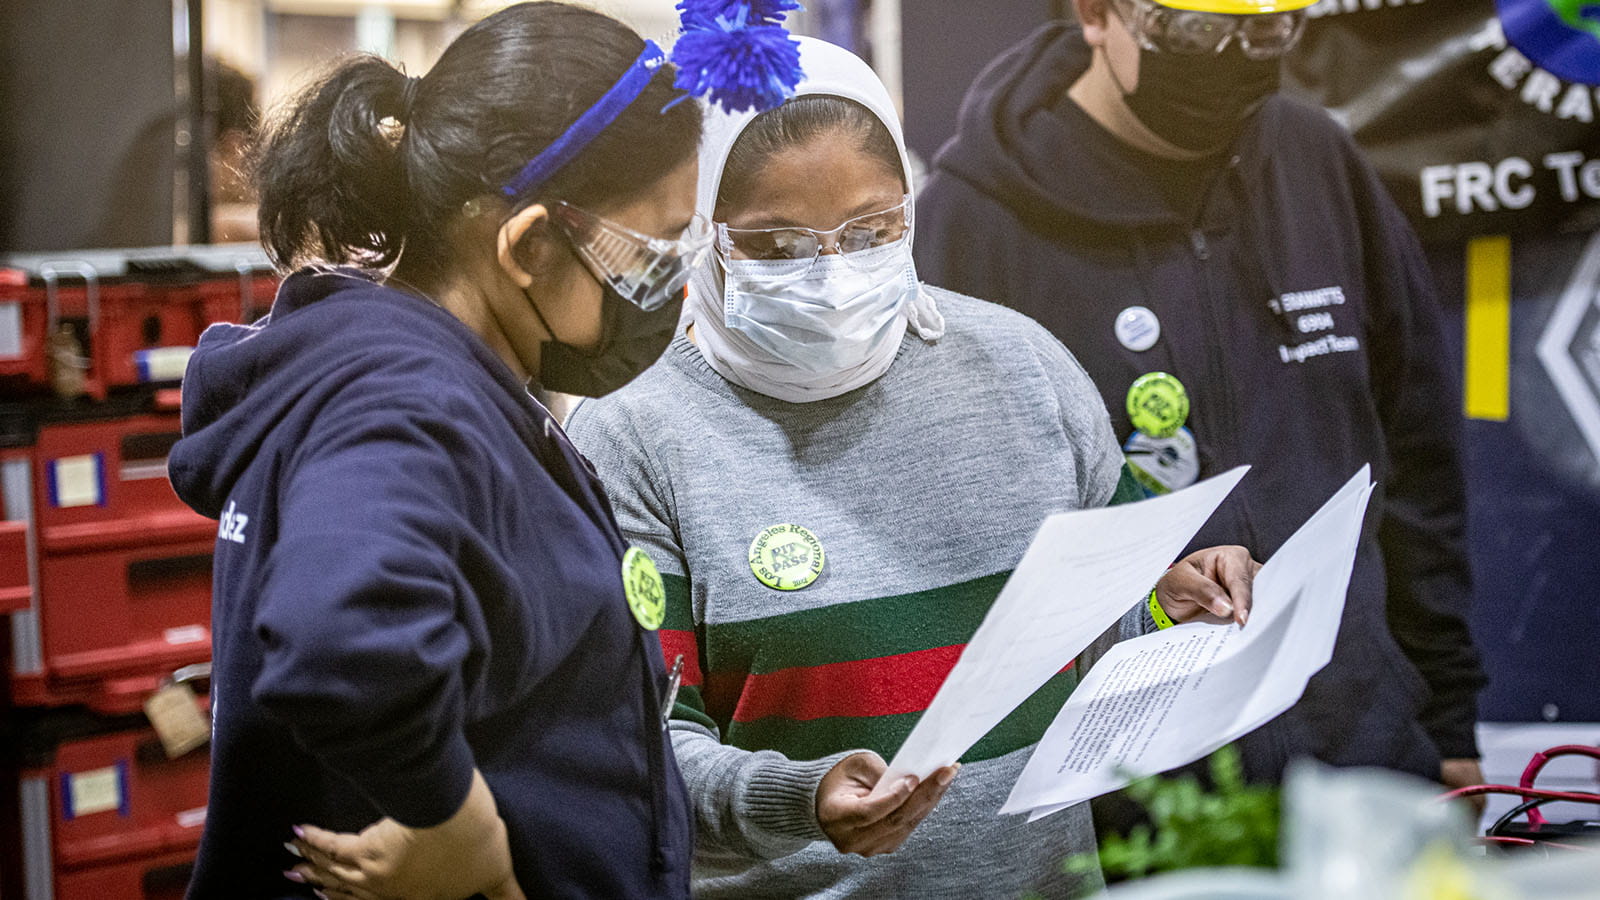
[566,36,1257,899]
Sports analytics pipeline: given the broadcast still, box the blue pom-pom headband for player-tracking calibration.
[500,40,667,202]
[672,0,804,114]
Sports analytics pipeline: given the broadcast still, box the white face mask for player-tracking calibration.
[721,238,918,376]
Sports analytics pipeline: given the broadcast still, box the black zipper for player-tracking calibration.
[1188,169,1263,554]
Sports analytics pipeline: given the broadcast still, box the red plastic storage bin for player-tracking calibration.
[50,849,197,900]
[10,538,213,713]
[195,268,279,327]
[93,281,207,390]
[0,248,279,398]
[0,267,48,389]
[7,412,214,713]
[17,721,209,899]
[30,413,213,556]
[14,261,109,401]
[0,262,214,398]
[1,444,33,616]
[0,519,28,615]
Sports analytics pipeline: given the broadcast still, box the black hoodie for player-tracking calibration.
[168,269,690,898]
[916,24,1484,774]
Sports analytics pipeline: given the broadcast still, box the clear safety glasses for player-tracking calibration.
[716,196,911,269]
[1110,0,1307,61]
[551,201,714,312]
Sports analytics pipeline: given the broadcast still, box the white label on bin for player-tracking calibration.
[68,766,122,818]
[163,624,207,645]
[0,302,20,358]
[177,806,207,829]
[50,454,103,508]
[135,346,194,383]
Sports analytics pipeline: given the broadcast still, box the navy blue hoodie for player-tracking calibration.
[168,269,691,898]
[916,25,1484,773]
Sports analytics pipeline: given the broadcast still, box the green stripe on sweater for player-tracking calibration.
[1111,462,1150,505]
[725,668,1077,763]
[704,571,1011,676]
[662,573,693,631]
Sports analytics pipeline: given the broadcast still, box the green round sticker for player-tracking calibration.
[1126,372,1190,439]
[621,547,666,630]
[747,524,825,591]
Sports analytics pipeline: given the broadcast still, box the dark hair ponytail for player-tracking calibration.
[253,1,702,272]
[254,56,412,268]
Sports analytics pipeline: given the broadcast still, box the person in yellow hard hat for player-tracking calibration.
[916,0,1490,831]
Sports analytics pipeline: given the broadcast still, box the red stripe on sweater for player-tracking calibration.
[733,644,1054,723]
[657,629,703,686]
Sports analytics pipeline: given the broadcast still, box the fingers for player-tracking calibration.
[842,750,888,784]
[289,841,366,886]
[1212,547,1256,625]
[1167,546,1262,625]
[818,752,909,830]
[294,824,366,866]
[1158,564,1233,623]
[836,773,917,830]
[1192,584,1235,622]
[285,862,383,900]
[287,826,383,897]
[824,764,959,856]
[852,764,959,856]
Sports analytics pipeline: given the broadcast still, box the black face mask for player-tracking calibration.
[528,280,684,397]
[1121,46,1282,155]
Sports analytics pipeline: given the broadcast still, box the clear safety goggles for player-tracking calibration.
[1110,0,1308,61]
[716,196,911,269]
[551,201,714,312]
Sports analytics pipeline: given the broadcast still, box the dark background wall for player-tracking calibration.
[0,1,177,252]
[899,0,1069,167]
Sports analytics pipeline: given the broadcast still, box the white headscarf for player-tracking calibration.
[685,36,945,403]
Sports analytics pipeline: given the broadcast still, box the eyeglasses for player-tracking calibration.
[550,201,714,312]
[1110,0,1307,61]
[716,197,911,267]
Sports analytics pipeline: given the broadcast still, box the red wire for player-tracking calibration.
[1440,783,1600,804]
[1519,745,1600,828]
[1479,835,1595,853]
[1481,836,1538,847]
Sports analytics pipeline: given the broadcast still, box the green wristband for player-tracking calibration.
[1148,587,1176,630]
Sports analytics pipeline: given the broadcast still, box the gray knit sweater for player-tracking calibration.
[568,288,1137,898]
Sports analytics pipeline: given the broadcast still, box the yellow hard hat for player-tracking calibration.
[1150,0,1318,12]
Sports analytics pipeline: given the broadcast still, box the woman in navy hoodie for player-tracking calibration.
[167,4,707,897]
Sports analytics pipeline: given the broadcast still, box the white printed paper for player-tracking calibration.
[878,466,1250,790]
[1002,467,1374,819]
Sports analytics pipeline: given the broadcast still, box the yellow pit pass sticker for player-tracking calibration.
[748,524,825,591]
[622,547,666,630]
[1126,371,1190,439]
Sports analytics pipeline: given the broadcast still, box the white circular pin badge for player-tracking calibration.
[1114,306,1161,353]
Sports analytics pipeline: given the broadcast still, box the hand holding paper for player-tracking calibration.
[879,466,1251,789]
[1001,466,1376,820]
[1156,545,1262,627]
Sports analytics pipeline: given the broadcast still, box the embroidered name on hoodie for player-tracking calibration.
[218,500,249,545]
[1271,286,1362,364]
